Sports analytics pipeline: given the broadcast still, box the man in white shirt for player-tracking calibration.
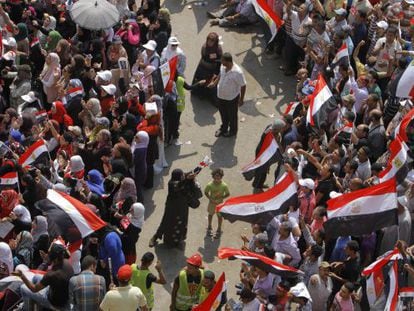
[208,52,246,137]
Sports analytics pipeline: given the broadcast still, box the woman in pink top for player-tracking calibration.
[310,206,327,234]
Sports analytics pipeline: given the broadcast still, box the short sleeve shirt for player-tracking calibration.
[100,285,147,311]
[217,64,246,101]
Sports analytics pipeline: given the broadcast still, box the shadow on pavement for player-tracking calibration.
[198,234,221,263]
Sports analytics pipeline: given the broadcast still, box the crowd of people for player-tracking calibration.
[0,0,412,309]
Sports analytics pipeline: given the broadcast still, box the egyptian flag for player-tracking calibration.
[192,273,226,311]
[35,110,48,123]
[151,56,178,96]
[332,43,349,66]
[35,190,106,245]
[251,0,283,43]
[379,137,409,183]
[284,101,302,118]
[18,140,48,167]
[217,172,297,224]
[395,60,414,98]
[306,74,337,128]
[324,178,398,238]
[395,108,414,142]
[0,171,18,189]
[362,248,401,310]
[218,248,303,278]
[241,131,281,181]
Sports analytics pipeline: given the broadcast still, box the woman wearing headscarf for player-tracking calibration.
[192,32,222,98]
[121,202,145,264]
[14,23,30,55]
[0,189,19,219]
[161,36,186,76]
[149,169,202,247]
[148,17,169,55]
[107,35,128,69]
[31,215,50,268]
[49,100,73,128]
[78,98,102,131]
[112,142,134,174]
[0,242,13,278]
[132,131,148,203]
[64,79,84,126]
[9,204,32,233]
[33,14,56,48]
[10,230,33,268]
[56,39,71,68]
[45,30,62,52]
[115,17,141,64]
[40,52,61,103]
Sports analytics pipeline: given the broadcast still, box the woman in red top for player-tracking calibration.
[0,190,19,219]
[137,111,160,189]
[49,101,73,129]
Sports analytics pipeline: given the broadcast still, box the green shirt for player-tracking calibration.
[204,181,230,205]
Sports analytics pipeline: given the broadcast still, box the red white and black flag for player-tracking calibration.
[18,139,48,167]
[151,55,178,96]
[284,101,302,118]
[241,131,281,181]
[395,108,414,143]
[35,190,106,245]
[324,178,398,238]
[192,273,226,311]
[379,137,409,183]
[306,74,337,128]
[395,60,414,99]
[251,0,283,43]
[332,43,349,66]
[0,171,18,189]
[216,172,297,224]
[218,247,303,278]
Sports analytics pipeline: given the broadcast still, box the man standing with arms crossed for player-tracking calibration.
[209,52,246,138]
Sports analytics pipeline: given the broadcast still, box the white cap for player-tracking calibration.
[376,20,389,30]
[21,91,38,103]
[101,84,116,95]
[298,178,315,190]
[2,37,16,48]
[70,155,85,173]
[334,8,347,16]
[96,70,112,82]
[144,102,158,116]
[143,40,157,51]
[168,36,180,45]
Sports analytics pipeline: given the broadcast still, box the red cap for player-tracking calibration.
[186,253,202,267]
[117,265,132,281]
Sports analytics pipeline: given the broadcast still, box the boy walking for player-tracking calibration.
[204,168,230,238]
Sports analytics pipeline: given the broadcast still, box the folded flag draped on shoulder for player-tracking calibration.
[216,172,297,224]
[218,247,303,278]
[35,190,106,246]
[251,0,283,43]
[151,55,178,96]
[306,74,337,128]
[395,108,414,142]
[0,171,18,189]
[395,60,414,99]
[324,178,398,238]
[241,131,281,181]
[332,43,349,66]
[362,249,401,311]
[18,139,48,167]
[192,273,226,311]
[379,137,409,183]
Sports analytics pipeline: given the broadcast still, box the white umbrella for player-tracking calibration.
[70,0,120,30]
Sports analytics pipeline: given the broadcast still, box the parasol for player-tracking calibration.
[70,0,120,30]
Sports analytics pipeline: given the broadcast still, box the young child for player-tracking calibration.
[204,168,230,238]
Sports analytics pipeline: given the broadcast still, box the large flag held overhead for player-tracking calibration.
[241,131,281,181]
[324,178,398,238]
[395,60,414,98]
[216,172,297,224]
[395,108,414,142]
[151,55,178,96]
[192,273,226,311]
[306,74,337,128]
[35,190,106,245]
[251,0,283,43]
[18,139,48,167]
[379,137,409,183]
[218,248,303,278]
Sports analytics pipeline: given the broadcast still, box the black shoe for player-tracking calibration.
[215,129,225,137]
[223,132,236,137]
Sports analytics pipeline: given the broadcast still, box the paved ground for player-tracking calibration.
[137,1,296,308]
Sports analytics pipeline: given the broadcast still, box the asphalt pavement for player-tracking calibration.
[138,1,296,308]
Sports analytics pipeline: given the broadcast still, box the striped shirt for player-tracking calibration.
[69,270,106,311]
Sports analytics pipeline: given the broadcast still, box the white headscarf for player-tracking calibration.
[12,204,31,223]
[40,52,61,86]
[131,131,149,152]
[0,242,13,274]
[128,203,145,228]
[31,215,48,242]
